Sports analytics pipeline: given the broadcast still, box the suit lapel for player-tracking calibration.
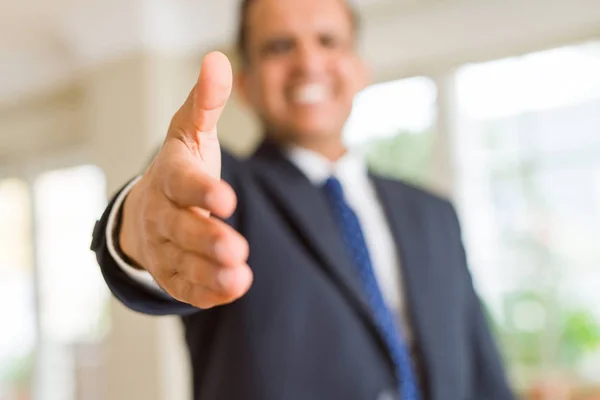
[371,175,435,391]
[249,141,439,389]
[249,141,394,367]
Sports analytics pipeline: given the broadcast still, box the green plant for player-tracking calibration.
[561,308,600,366]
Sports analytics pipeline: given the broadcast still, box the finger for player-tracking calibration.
[160,147,237,217]
[193,51,233,133]
[158,207,249,266]
[155,246,253,307]
[187,262,253,305]
[189,262,252,306]
[159,240,250,289]
[164,277,229,310]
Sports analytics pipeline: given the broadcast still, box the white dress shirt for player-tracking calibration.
[106,146,413,344]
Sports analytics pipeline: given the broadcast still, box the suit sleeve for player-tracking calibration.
[90,149,242,316]
[444,202,516,399]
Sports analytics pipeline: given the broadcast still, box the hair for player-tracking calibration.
[235,0,360,65]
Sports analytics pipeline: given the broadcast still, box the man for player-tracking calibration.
[91,0,515,398]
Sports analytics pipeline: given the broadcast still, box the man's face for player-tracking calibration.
[237,0,369,143]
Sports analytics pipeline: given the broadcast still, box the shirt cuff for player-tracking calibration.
[105,176,164,294]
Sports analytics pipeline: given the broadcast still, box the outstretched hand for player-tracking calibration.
[119,51,253,309]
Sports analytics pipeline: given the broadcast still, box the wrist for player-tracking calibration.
[119,182,145,270]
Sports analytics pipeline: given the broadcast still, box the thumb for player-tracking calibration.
[165,51,232,178]
[192,51,233,133]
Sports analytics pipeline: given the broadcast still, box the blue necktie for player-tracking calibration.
[322,176,420,400]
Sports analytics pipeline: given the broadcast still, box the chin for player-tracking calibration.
[291,114,341,134]
[268,111,346,143]
[290,123,341,141]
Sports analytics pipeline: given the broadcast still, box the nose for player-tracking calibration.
[292,41,327,78]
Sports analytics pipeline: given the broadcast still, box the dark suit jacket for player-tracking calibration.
[91,140,515,400]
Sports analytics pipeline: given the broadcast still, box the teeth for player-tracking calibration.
[291,84,329,105]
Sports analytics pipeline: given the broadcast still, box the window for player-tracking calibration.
[0,165,108,400]
[35,165,109,344]
[454,41,600,394]
[0,179,35,400]
[343,76,437,187]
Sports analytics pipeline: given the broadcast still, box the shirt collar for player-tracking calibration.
[283,145,368,186]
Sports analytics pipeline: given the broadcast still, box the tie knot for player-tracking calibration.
[323,176,345,201]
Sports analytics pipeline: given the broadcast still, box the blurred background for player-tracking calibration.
[1,0,600,399]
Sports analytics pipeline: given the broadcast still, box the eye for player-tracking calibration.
[320,34,340,49]
[262,38,295,57]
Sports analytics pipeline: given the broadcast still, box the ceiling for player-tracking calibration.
[0,0,396,105]
[2,0,600,106]
[0,0,395,56]
[0,0,386,103]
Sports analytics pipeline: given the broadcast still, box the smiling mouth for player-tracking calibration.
[289,83,330,105]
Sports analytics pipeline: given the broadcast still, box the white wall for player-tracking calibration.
[362,0,600,80]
